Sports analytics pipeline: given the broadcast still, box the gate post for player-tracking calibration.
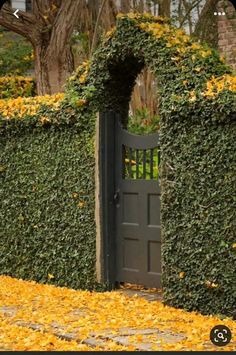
[95,111,117,289]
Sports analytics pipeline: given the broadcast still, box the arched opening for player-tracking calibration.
[88,13,236,315]
[96,54,162,289]
[98,54,145,127]
[97,111,161,290]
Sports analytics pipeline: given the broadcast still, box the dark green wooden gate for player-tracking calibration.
[100,111,161,288]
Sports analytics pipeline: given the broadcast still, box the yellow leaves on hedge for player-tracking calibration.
[0,76,35,99]
[200,49,212,58]
[202,75,236,97]
[76,98,87,107]
[205,281,219,289]
[189,91,196,102]
[138,20,214,61]
[39,116,50,125]
[77,200,86,208]
[117,12,157,21]
[185,74,236,102]
[79,74,87,84]
[139,22,171,40]
[23,52,34,62]
[0,94,64,119]
[105,27,116,39]
[179,272,185,279]
[73,61,91,84]
[191,43,201,51]
[138,21,194,56]
[0,76,33,85]
[0,276,235,351]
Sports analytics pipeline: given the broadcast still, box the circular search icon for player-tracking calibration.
[210,325,232,347]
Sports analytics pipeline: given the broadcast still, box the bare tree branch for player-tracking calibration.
[90,0,107,56]
[194,0,218,47]
[182,0,193,33]
[179,0,203,27]
[0,4,36,41]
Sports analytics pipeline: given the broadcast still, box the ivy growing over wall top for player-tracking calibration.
[0,13,236,317]
[66,12,236,122]
[65,12,236,317]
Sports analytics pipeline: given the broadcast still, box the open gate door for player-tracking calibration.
[99,111,161,288]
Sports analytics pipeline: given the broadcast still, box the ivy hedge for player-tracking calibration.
[66,13,236,316]
[0,13,235,316]
[0,100,106,290]
[0,76,36,99]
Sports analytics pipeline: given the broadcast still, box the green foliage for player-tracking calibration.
[65,13,236,316]
[0,28,34,76]
[128,108,160,134]
[124,149,159,179]
[0,101,107,290]
[0,13,235,314]
[0,76,36,99]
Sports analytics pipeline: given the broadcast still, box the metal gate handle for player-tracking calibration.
[114,190,120,204]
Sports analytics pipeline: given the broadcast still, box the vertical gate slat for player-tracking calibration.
[143,150,146,179]
[136,150,139,179]
[150,149,154,179]
[128,147,132,179]
[122,145,126,179]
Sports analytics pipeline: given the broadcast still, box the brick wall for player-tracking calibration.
[217,1,236,70]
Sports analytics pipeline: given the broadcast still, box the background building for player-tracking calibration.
[217,0,236,69]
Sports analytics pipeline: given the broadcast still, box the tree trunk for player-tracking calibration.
[0,1,81,95]
[120,0,130,12]
[194,0,218,49]
[159,0,171,17]
[34,41,74,95]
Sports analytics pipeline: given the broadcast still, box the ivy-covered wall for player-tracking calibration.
[0,13,235,316]
[66,13,236,316]
[0,102,105,290]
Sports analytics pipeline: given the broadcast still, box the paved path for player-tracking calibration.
[0,290,187,351]
[1,281,235,351]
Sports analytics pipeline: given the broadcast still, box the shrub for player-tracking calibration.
[0,93,105,290]
[128,108,160,134]
[0,28,34,76]
[0,76,36,99]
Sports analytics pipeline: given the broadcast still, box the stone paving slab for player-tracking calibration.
[0,306,19,317]
[87,327,186,350]
[0,312,187,351]
[0,290,187,351]
[117,289,163,302]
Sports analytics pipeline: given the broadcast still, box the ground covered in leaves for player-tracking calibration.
[0,276,235,351]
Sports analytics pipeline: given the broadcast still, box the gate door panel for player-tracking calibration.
[115,120,161,288]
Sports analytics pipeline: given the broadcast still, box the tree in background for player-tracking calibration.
[0,0,82,94]
[0,0,226,102]
[73,0,220,119]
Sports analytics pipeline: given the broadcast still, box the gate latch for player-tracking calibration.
[113,189,120,204]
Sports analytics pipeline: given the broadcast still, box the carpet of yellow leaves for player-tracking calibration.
[0,276,235,351]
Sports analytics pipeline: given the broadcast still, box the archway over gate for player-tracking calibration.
[66,13,236,317]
